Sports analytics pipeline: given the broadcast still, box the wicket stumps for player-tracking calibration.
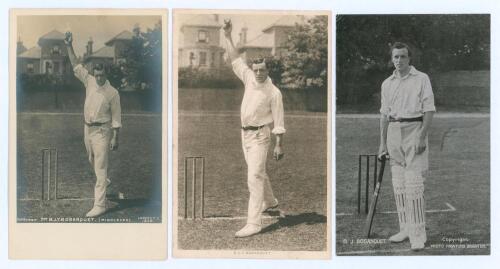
[357,154,378,214]
[184,156,205,219]
[41,148,58,200]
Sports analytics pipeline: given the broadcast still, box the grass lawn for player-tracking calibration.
[16,112,162,223]
[336,115,490,255]
[177,111,329,251]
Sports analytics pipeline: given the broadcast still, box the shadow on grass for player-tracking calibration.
[105,198,159,214]
[260,212,327,234]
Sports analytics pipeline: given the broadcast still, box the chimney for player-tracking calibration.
[241,25,248,44]
[86,37,93,56]
[213,14,219,23]
[16,36,26,55]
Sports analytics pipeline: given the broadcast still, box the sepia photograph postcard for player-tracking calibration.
[9,9,167,259]
[172,9,331,259]
[336,14,490,255]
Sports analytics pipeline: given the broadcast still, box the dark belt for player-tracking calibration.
[241,125,264,131]
[85,121,109,127]
[389,116,423,123]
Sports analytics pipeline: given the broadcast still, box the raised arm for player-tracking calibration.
[223,19,251,84]
[64,32,89,86]
[222,19,240,62]
[64,32,78,68]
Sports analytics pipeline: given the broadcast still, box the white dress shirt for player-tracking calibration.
[380,66,436,119]
[232,58,286,134]
[74,64,122,129]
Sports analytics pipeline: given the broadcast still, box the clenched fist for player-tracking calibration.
[223,19,232,37]
[64,31,73,45]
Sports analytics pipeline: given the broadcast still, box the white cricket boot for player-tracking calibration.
[235,224,261,238]
[85,205,107,217]
[389,230,409,242]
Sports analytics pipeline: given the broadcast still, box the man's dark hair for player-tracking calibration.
[251,57,270,69]
[389,42,412,57]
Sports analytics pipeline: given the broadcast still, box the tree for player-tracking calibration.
[282,15,329,91]
[336,14,490,105]
[111,21,163,111]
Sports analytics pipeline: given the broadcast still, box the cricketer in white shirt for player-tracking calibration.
[65,31,121,218]
[223,19,285,237]
[379,42,435,250]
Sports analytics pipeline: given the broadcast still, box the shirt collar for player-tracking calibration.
[252,76,272,87]
[390,66,418,80]
[96,80,110,90]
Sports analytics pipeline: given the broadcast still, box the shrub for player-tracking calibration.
[178,66,242,89]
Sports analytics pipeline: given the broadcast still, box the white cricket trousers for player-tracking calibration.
[387,121,428,246]
[84,123,112,208]
[241,125,277,226]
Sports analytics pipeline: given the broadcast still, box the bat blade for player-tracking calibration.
[364,154,387,238]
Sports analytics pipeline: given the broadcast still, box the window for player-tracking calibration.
[27,63,34,73]
[52,45,61,55]
[189,52,195,66]
[199,52,207,66]
[198,30,207,43]
[45,61,52,74]
[211,52,215,67]
[53,61,60,74]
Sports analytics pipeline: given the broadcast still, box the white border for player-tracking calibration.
[0,0,498,268]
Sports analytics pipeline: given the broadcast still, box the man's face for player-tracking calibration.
[94,69,107,86]
[391,48,410,73]
[252,63,269,83]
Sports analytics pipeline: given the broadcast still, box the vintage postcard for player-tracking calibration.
[172,9,331,259]
[9,9,167,259]
[335,14,490,255]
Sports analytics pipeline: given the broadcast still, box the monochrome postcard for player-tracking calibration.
[335,14,490,255]
[172,9,331,259]
[9,9,167,259]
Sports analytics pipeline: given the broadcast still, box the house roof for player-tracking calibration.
[105,30,134,46]
[17,43,27,55]
[182,14,222,28]
[39,30,66,41]
[262,15,305,33]
[241,33,274,49]
[18,46,41,59]
[87,45,114,59]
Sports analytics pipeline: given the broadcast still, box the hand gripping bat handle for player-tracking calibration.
[364,154,388,238]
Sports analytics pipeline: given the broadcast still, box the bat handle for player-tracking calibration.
[378,152,389,162]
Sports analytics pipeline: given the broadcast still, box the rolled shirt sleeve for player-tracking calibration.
[231,57,252,85]
[73,64,90,87]
[271,89,286,134]
[421,74,436,112]
[110,92,122,129]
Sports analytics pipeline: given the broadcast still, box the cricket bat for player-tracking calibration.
[364,153,388,238]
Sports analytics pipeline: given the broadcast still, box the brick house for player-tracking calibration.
[178,14,225,69]
[17,29,135,77]
[238,15,305,62]
[84,30,135,71]
[17,30,72,76]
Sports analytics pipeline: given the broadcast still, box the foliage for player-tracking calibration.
[336,14,490,105]
[115,21,163,111]
[119,21,163,92]
[281,15,329,91]
[265,57,285,86]
[17,73,83,92]
[178,66,242,89]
